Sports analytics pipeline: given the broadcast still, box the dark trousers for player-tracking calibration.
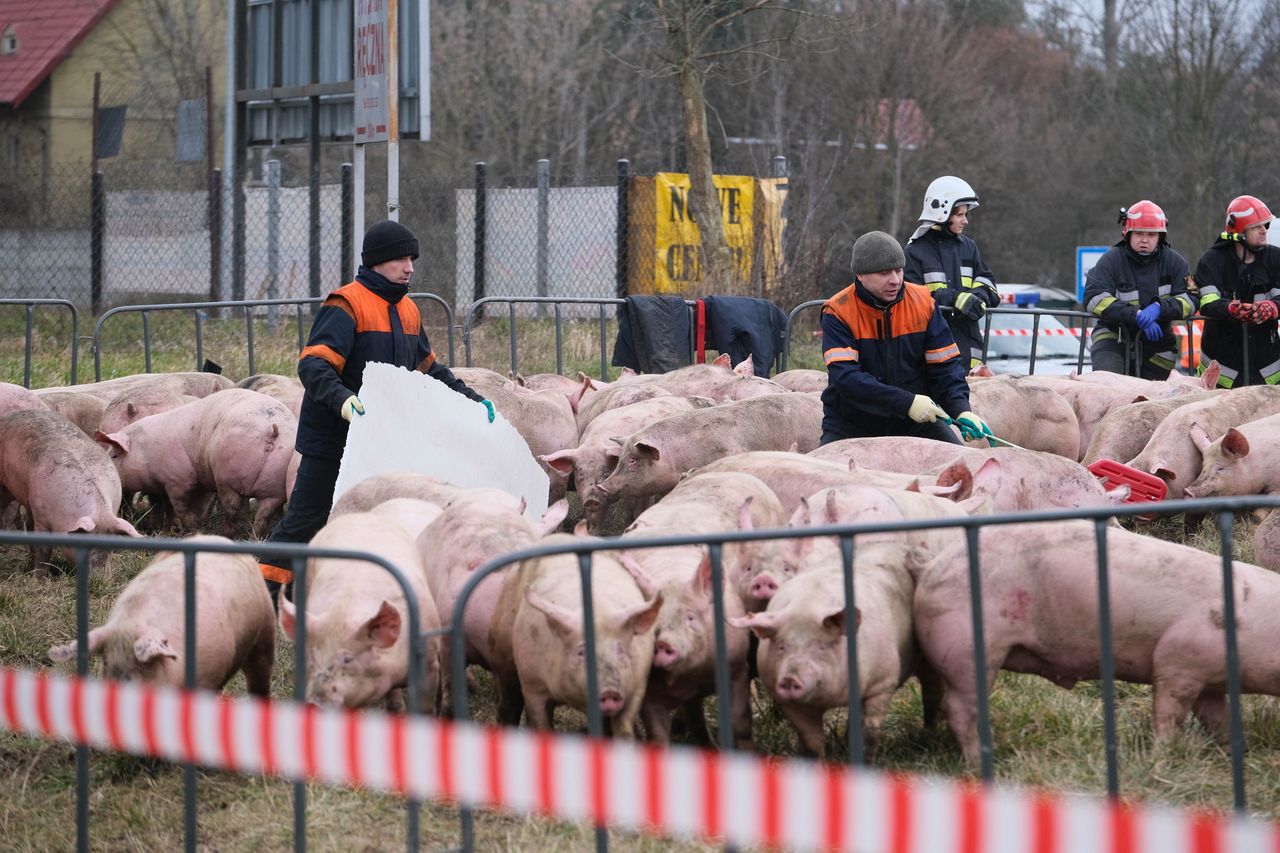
[820,418,963,446]
[1090,338,1168,381]
[259,454,341,601]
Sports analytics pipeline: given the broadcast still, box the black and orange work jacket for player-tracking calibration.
[819,279,970,438]
[295,267,481,459]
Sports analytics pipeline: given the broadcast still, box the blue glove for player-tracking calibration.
[481,398,495,423]
[1136,303,1163,341]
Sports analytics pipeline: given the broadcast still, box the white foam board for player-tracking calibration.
[333,362,549,520]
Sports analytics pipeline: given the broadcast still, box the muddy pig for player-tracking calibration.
[49,538,274,692]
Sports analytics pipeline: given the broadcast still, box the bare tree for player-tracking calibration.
[625,0,845,292]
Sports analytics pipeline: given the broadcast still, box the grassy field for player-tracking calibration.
[1,305,1276,851]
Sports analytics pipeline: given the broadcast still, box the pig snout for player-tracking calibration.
[653,638,680,668]
[776,674,807,701]
[750,574,780,602]
[600,689,625,716]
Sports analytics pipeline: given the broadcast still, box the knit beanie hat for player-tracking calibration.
[362,219,420,268]
[850,230,905,275]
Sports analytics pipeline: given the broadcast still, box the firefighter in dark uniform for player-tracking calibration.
[257,220,494,600]
[1193,195,1280,387]
[905,176,999,370]
[820,230,992,446]
[1083,199,1196,380]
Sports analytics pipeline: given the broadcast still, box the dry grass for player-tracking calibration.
[1,307,1278,850]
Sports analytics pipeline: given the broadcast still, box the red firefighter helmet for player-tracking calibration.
[1225,195,1274,235]
[1118,200,1168,235]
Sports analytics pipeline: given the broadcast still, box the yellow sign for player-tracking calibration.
[756,177,788,295]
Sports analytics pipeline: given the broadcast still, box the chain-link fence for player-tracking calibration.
[1,149,796,318]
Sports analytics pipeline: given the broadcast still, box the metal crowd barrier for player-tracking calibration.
[13,530,437,853]
[450,494,1280,851]
[462,296,699,380]
[11,493,1280,852]
[0,298,80,386]
[90,295,455,382]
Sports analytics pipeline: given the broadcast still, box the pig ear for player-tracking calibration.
[622,591,664,635]
[619,367,638,380]
[279,595,297,639]
[1130,394,1149,404]
[732,610,780,640]
[617,551,661,600]
[604,440,623,465]
[49,628,108,663]
[847,458,860,471]
[539,499,569,535]
[1188,422,1213,454]
[539,449,578,477]
[360,601,402,649]
[821,607,849,635]
[1106,484,1132,504]
[737,496,755,532]
[711,353,732,369]
[634,440,661,463]
[936,460,975,501]
[824,490,840,525]
[791,496,811,527]
[694,551,714,599]
[572,520,590,536]
[732,356,754,378]
[1201,360,1221,388]
[1222,428,1250,459]
[512,372,525,386]
[95,430,129,453]
[134,635,178,664]
[1152,464,1176,483]
[526,590,580,636]
[906,479,921,493]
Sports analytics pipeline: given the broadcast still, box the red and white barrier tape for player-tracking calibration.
[2,667,1274,852]
[985,327,1195,337]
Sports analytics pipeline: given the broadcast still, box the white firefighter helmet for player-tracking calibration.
[910,176,980,241]
[917,176,979,224]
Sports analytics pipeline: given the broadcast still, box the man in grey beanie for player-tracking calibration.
[819,230,993,445]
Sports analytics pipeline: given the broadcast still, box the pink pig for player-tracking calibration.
[49,538,274,693]
[96,388,296,536]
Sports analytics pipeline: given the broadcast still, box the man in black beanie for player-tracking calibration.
[819,230,992,445]
[256,219,495,601]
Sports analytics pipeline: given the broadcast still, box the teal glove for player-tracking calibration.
[481,398,495,423]
[955,411,993,442]
[339,395,365,423]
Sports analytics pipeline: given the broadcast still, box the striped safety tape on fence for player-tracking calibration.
[984,328,1196,336]
[1,667,1275,852]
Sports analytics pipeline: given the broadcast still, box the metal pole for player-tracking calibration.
[474,162,487,307]
[90,73,103,316]
[387,0,400,221]
[1093,521,1119,798]
[965,526,994,781]
[341,163,354,283]
[75,547,91,853]
[309,0,321,300]
[205,67,219,304]
[536,159,550,315]
[222,0,237,305]
[354,145,366,274]
[708,544,735,753]
[841,536,863,763]
[1218,511,1247,811]
[576,552,609,853]
[615,159,629,299]
[232,0,248,305]
[772,155,787,178]
[266,159,281,330]
[293,559,308,852]
[183,551,199,853]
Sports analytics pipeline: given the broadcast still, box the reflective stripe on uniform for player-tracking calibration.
[971,276,995,290]
[824,346,858,365]
[1175,295,1195,318]
[923,271,948,284]
[1092,328,1120,343]
[1148,351,1176,371]
[1158,284,1172,296]
[1198,284,1221,298]
[1260,357,1280,383]
[260,563,293,584]
[1205,361,1238,388]
[925,342,961,363]
[1088,294,1116,314]
[1200,292,1223,307]
[1117,289,1139,303]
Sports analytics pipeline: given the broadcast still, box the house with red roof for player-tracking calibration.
[0,0,223,223]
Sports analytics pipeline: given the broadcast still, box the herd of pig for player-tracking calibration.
[14,352,1280,765]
